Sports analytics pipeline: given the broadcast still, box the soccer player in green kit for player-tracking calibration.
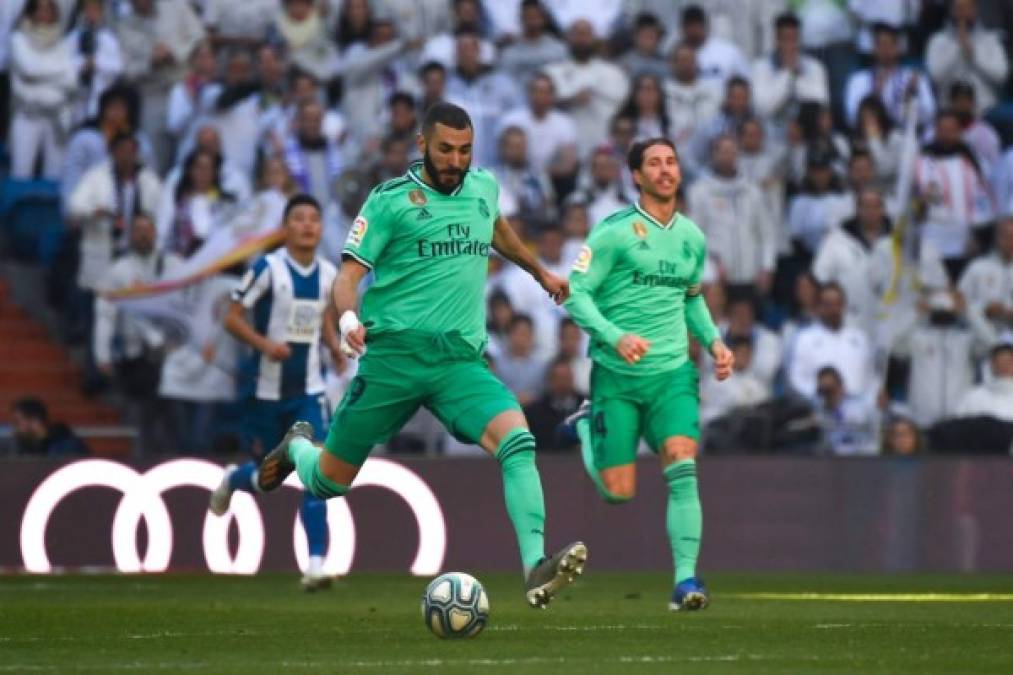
[254,102,587,608]
[562,138,734,611]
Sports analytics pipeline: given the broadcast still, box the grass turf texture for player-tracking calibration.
[2,572,1012,674]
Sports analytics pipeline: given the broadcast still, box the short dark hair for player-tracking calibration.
[627,137,677,172]
[389,91,416,109]
[774,12,800,31]
[817,366,843,383]
[634,12,662,31]
[13,397,48,423]
[726,75,750,93]
[419,60,446,78]
[283,193,322,221]
[422,102,473,136]
[681,5,706,26]
[872,22,901,38]
[726,335,753,351]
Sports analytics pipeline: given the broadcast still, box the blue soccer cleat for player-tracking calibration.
[555,399,590,446]
[669,577,710,612]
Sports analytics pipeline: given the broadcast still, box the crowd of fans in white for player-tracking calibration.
[2,0,1012,456]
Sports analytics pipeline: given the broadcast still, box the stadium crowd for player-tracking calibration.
[2,0,1012,457]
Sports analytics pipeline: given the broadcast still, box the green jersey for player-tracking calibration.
[343,162,500,353]
[565,203,720,375]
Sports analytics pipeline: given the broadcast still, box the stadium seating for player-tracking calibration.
[0,178,65,264]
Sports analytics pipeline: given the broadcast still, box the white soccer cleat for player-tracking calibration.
[525,541,588,608]
[300,573,333,592]
[208,464,238,516]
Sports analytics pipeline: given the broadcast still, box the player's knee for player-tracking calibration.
[600,469,635,502]
[661,437,698,464]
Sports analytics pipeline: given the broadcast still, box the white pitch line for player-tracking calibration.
[726,592,1013,602]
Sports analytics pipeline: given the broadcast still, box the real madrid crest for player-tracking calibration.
[409,189,428,206]
[633,221,648,238]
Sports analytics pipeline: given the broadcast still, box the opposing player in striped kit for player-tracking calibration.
[208,194,343,591]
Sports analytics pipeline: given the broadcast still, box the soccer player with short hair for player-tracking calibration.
[561,138,734,611]
[208,193,342,591]
[255,103,587,608]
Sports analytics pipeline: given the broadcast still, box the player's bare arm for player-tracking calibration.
[616,334,651,364]
[331,258,370,356]
[224,301,290,362]
[709,340,734,380]
[491,214,570,304]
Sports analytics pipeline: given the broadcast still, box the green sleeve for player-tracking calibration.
[342,188,393,269]
[685,239,720,348]
[564,226,625,348]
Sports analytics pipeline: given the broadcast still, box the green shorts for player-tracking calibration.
[323,331,520,466]
[589,360,700,470]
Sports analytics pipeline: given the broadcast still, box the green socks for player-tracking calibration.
[496,429,546,576]
[665,459,702,584]
[289,437,347,499]
[577,418,630,504]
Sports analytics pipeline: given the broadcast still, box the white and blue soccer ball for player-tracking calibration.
[421,572,490,639]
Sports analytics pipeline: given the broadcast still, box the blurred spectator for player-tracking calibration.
[332,0,374,53]
[616,72,669,141]
[322,167,366,266]
[751,13,829,134]
[445,30,523,168]
[66,0,122,126]
[557,317,590,395]
[689,76,752,177]
[576,146,631,226]
[338,13,417,145]
[787,282,875,399]
[946,80,1001,178]
[418,60,448,113]
[907,286,974,426]
[848,0,920,55]
[544,1,622,39]
[786,101,849,187]
[814,365,880,456]
[490,126,556,231]
[688,135,776,296]
[500,0,568,82]
[560,197,590,261]
[678,4,749,87]
[544,18,629,157]
[926,0,1008,116]
[251,43,289,143]
[495,227,568,359]
[385,91,420,146]
[420,0,494,69]
[844,22,935,129]
[156,148,238,257]
[498,73,578,181]
[700,336,771,426]
[523,357,581,451]
[685,0,783,60]
[955,341,1013,422]
[850,95,904,189]
[9,0,77,179]
[93,213,180,455]
[958,218,1013,356]
[269,0,337,84]
[10,398,89,456]
[881,414,925,455]
[204,0,277,50]
[61,85,149,206]
[788,145,848,258]
[368,135,413,185]
[166,41,221,163]
[381,0,453,44]
[780,270,821,355]
[619,12,668,80]
[117,0,206,173]
[914,110,995,282]
[206,49,265,179]
[737,118,787,255]
[665,42,721,169]
[68,132,163,296]
[495,313,546,406]
[281,100,344,207]
[486,289,514,360]
[720,294,782,387]
[813,188,891,331]
[271,69,347,153]
[163,125,252,206]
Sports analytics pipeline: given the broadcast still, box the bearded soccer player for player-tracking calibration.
[208,194,341,591]
[254,103,587,607]
[561,138,733,611]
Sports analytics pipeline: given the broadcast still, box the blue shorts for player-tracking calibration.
[242,393,329,461]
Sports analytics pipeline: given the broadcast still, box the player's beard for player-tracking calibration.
[423,147,468,194]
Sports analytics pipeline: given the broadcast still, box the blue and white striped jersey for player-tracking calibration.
[232,248,337,401]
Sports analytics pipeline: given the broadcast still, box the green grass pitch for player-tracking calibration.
[2,572,1012,674]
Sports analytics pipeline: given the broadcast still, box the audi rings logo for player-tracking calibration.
[20,458,446,576]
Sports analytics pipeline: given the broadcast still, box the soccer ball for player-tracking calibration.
[421,572,490,639]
